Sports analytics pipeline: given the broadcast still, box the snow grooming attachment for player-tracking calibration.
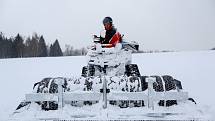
[14,40,200,120]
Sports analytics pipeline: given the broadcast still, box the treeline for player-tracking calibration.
[64,44,87,56]
[0,32,64,58]
[0,32,88,59]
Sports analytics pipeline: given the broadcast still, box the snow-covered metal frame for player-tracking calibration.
[25,77,189,109]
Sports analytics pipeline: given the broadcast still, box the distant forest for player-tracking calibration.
[0,32,87,59]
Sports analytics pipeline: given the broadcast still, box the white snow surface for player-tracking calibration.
[0,50,215,120]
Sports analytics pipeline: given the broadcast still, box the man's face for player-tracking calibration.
[104,23,112,30]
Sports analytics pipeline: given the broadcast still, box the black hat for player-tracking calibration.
[103,17,113,25]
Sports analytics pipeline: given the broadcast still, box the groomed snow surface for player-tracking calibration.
[0,50,215,121]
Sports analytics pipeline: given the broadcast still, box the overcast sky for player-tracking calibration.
[1,0,215,51]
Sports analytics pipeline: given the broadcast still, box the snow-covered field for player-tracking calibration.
[0,50,215,120]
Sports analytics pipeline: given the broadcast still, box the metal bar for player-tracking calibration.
[153,92,188,101]
[147,77,156,109]
[25,93,58,102]
[58,81,63,109]
[63,92,101,101]
[103,76,108,109]
[107,92,148,101]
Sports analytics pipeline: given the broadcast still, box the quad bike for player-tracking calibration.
[15,38,196,111]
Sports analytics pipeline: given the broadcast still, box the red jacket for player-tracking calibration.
[100,27,122,48]
[106,32,121,48]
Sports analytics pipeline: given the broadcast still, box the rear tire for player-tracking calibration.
[159,75,179,106]
[149,75,179,107]
[125,64,141,77]
[41,101,58,110]
[140,76,148,91]
[81,65,95,77]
